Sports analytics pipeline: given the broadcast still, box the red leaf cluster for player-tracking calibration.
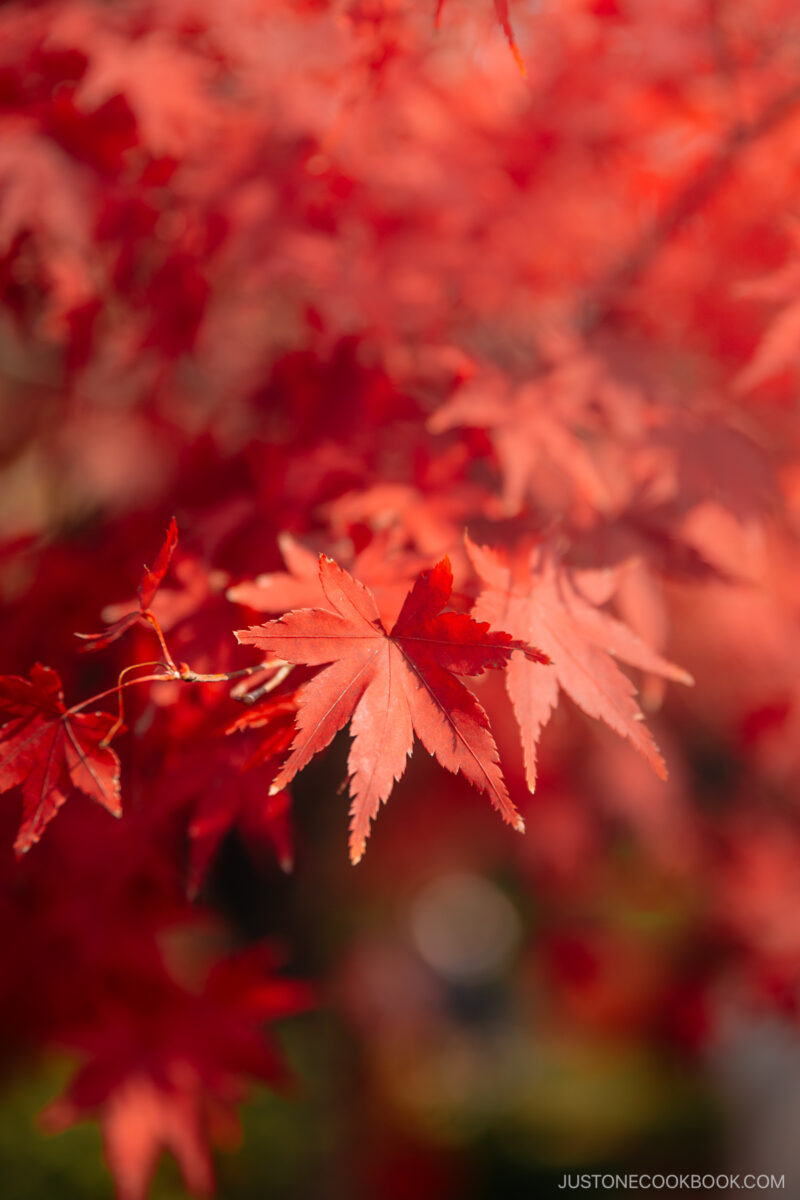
[2,0,800,1195]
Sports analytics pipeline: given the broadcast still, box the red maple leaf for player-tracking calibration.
[43,945,313,1200]
[185,708,299,895]
[77,518,178,651]
[236,555,548,863]
[466,537,692,789]
[322,481,486,559]
[227,531,428,629]
[0,663,121,856]
[430,361,613,518]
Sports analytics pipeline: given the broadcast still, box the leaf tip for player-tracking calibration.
[523,645,551,665]
[512,47,527,78]
[13,825,38,857]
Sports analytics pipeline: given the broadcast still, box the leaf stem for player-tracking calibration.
[142,610,178,672]
[65,669,177,720]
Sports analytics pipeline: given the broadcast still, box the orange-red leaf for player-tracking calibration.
[236,555,547,863]
[227,531,427,629]
[467,537,692,789]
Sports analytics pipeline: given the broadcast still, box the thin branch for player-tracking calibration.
[65,669,177,720]
[234,663,294,706]
[142,610,178,672]
[101,661,168,746]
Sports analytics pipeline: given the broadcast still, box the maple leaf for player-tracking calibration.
[227,531,428,628]
[183,701,299,895]
[322,481,487,559]
[226,690,300,772]
[43,945,313,1200]
[236,555,548,863]
[466,537,692,790]
[0,663,121,856]
[571,489,730,583]
[645,422,773,521]
[76,518,178,651]
[430,363,613,518]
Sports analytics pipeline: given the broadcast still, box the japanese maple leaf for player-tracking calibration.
[184,700,299,895]
[43,946,312,1200]
[227,531,428,628]
[430,364,612,518]
[236,556,548,863]
[77,518,178,651]
[323,481,487,558]
[0,664,121,856]
[466,537,693,790]
[645,421,773,521]
[571,489,729,582]
[226,690,301,772]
